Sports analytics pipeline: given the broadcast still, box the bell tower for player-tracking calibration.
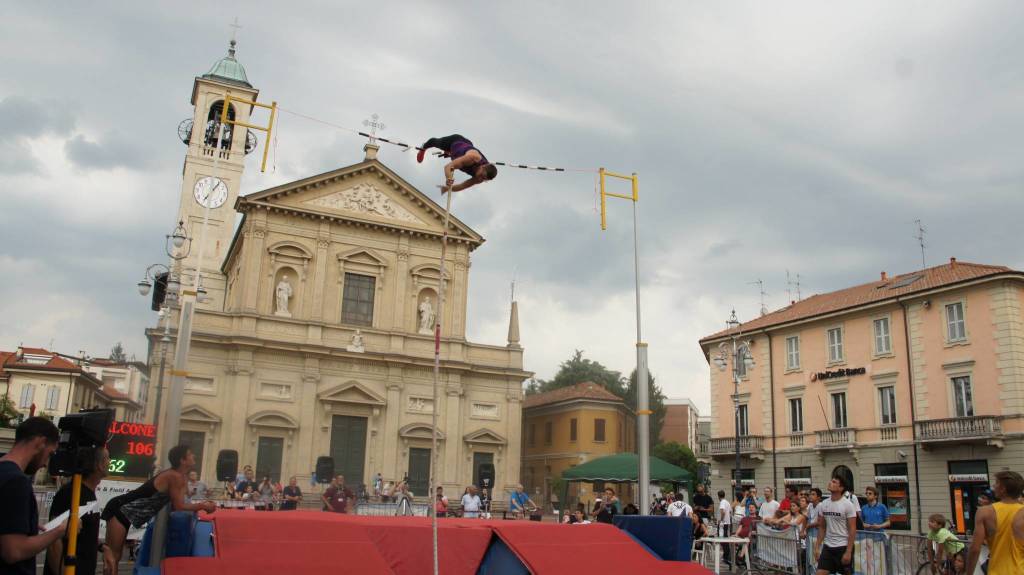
[175,39,259,309]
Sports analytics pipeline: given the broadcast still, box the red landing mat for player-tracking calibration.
[162,511,710,574]
[490,521,709,574]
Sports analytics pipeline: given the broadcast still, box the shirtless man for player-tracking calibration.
[417,134,498,192]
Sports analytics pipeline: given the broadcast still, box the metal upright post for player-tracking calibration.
[429,187,453,575]
[632,180,651,516]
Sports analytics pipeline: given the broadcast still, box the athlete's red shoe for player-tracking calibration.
[416,147,427,163]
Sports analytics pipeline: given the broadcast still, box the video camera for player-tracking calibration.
[48,408,114,477]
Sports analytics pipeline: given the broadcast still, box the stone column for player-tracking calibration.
[392,240,410,333]
[383,375,403,481]
[504,385,523,491]
[241,218,267,313]
[452,248,469,339]
[221,353,253,463]
[311,229,330,322]
[444,375,463,485]
[296,356,320,483]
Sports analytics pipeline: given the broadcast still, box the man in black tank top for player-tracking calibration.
[101,445,216,575]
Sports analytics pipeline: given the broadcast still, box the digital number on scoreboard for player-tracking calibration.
[106,421,157,478]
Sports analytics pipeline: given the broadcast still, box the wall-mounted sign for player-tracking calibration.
[784,477,812,485]
[874,475,909,484]
[106,421,158,479]
[811,367,866,382]
[948,474,989,483]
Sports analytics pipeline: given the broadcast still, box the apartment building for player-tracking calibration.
[699,259,1023,534]
[662,397,701,449]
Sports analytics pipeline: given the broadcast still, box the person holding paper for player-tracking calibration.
[45,447,109,575]
[0,417,67,575]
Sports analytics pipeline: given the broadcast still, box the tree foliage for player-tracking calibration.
[109,342,127,363]
[522,350,667,445]
[652,441,699,479]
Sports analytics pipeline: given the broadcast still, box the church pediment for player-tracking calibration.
[463,428,507,446]
[247,410,299,429]
[237,160,483,248]
[318,380,386,406]
[303,182,424,225]
[399,423,445,440]
[180,404,221,424]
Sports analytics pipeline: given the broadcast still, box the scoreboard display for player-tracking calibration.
[106,421,157,478]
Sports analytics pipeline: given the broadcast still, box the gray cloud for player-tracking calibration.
[3,2,1024,413]
[64,132,155,171]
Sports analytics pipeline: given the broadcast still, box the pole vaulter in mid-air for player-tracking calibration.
[417,134,498,193]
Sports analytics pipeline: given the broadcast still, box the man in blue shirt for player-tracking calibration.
[861,486,890,531]
[510,484,537,519]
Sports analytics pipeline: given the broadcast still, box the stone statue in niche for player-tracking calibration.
[275,275,293,317]
[346,329,365,353]
[418,296,435,335]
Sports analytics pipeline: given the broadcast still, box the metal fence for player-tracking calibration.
[753,523,802,574]
[34,489,55,521]
[353,502,430,517]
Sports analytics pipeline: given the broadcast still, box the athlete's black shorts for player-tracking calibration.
[816,545,852,575]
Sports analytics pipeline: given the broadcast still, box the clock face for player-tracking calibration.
[193,176,228,208]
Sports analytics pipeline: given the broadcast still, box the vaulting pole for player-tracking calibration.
[429,186,453,575]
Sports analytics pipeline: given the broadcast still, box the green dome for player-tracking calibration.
[202,40,252,87]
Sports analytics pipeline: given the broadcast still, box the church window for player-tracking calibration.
[342,273,375,326]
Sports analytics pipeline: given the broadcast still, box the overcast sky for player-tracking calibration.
[2,2,1023,413]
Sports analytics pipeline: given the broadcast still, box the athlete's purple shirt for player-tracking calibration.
[449,139,488,176]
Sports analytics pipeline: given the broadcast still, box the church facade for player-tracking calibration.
[147,43,530,498]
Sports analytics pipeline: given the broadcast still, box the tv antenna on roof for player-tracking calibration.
[914,219,927,268]
[786,270,802,302]
[749,279,768,316]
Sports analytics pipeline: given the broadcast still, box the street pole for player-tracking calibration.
[632,186,651,516]
[151,309,171,426]
[733,335,741,501]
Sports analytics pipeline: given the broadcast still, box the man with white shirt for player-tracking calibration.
[461,485,482,518]
[667,493,693,518]
[759,486,780,521]
[815,476,858,575]
[717,490,733,535]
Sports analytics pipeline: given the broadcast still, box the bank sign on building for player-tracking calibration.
[700,260,1024,534]
[147,44,531,497]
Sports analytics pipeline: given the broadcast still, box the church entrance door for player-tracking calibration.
[408,447,430,496]
[331,415,368,488]
[256,436,284,482]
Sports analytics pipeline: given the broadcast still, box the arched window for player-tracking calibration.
[832,465,854,494]
[205,101,236,149]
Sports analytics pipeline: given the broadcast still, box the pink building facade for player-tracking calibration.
[699,260,1024,534]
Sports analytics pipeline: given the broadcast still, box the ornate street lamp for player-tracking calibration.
[713,310,755,498]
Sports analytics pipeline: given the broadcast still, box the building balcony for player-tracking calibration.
[815,428,856,450]
[916,416,1003,448]
[700,435,766,459]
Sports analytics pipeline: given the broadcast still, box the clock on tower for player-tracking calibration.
[173,39,259,310]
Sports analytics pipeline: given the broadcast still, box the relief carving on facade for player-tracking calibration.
[407,396,434,414]
[304,183,422,224]
[471,402,499,418]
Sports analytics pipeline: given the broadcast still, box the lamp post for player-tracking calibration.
[137,222,193,435]
[712,310,754,497]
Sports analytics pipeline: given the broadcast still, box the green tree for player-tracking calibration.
[652,441,699,479]
[0,395,19,428]
[541,350,626,397]
[625,369,667,448]
[109,342,127,363]
[523,378,542,396]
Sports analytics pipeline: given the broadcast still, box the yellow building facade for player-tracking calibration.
[521,382,636,509]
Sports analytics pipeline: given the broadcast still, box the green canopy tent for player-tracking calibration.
[559,453,693,517]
